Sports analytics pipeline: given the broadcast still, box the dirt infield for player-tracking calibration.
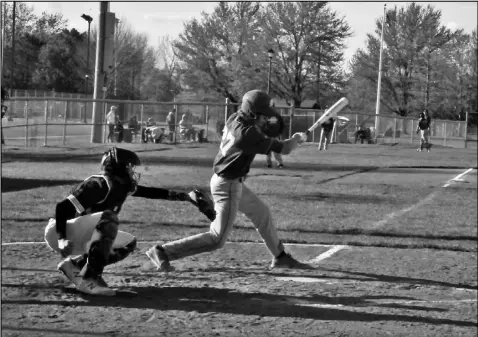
[1,242,477,337]
[1,144,476,336]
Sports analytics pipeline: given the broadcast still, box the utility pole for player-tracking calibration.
[10,2,16,95]
[91,2,108,143]
[374,4,387,140]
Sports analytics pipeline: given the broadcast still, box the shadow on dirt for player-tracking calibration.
[1,283,473,327]
[1,177,81,193]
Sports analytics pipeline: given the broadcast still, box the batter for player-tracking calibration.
[146,90,312,271]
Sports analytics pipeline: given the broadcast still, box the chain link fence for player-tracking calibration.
[1,96,472,149]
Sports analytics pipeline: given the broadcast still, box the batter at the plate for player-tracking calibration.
[146,89,312,271]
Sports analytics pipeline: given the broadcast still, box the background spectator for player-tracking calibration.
[318,117,335,150]
[106,106,117,142]
[166,109,176,142]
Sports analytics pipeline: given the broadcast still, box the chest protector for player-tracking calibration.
[79,175,130,216]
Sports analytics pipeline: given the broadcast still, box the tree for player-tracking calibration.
[262,2,351,107]
[174,2,265,103]
[348,3,463,117]
[32,29,84,92]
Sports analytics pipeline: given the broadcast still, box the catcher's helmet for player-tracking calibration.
[101,147,141,188]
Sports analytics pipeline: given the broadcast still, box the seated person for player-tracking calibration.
[179,114,196,141]
[128,115,140,140]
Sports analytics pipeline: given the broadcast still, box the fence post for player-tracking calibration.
[464,111,469,148]
[173,102,178,144]
[62,101,68,145]
[43,100,49,147]
[205,105,209,139]
[393,117,397,143]
[312,111,316,143]
[224,98,229,125]
[411,119,414,144]
[289,106,294,138]
[25,101,29,147]
[444,122,447,147]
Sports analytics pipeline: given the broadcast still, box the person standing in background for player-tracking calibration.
[166,109,176,142]
[318,117,335,151]
[416,109,432,152]
[106,106,117,142]
[266,137,284,168]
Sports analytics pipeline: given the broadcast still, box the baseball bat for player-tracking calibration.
[305,97,349,135]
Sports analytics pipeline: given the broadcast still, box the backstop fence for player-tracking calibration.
[1,96,475,149]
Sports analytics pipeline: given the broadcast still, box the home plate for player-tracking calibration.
[275,276,336,284]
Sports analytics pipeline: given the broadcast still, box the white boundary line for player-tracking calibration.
[307,245,349,264]
[1,241,337,248]
[369,167,475,230]
[443,168,475,187]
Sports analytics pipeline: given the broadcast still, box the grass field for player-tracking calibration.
[1,142,477,336]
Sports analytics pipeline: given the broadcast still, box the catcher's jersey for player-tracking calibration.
[213,112,283,179]
[67,175,131,216]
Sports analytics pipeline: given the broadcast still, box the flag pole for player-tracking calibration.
[374,3,387,142]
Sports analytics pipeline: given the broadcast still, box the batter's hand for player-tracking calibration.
[58,239,74,257]
[292,132,307,144]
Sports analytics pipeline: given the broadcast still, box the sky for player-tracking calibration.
[24,1,478,65]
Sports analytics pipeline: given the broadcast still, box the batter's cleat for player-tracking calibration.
[278,164,284,168]
[417,148,422,152]
[95,274,108,288]
[146,245,175,272]
[266,163,272,168]
[58,258,82,286]
[77,277,116,296]
[270,252,314,270]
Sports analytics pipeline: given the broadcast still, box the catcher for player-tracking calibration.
[146,89,312,272]
[416,109,432,152]
[44,147,215,296]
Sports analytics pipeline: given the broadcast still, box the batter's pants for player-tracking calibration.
[162,173,285,260]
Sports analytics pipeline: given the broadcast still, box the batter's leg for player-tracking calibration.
[238,183,284,257]
[161,174,242,261]
[273,151,283,166]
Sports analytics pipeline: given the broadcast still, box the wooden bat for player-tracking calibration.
[305,97,349,135]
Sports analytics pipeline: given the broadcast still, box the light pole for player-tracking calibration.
[81,13,93,123]
[267,48,274,94]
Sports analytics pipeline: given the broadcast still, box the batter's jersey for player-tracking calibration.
[213,112,284,179]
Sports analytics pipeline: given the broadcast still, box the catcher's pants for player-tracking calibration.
[420,129,430,149]
[319,129,331,149]
[44,212,135,256]
[163,173,285,260]
[266,151,283,166]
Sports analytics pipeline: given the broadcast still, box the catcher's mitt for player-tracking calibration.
[261,115,285,138]
[188,189,216,221]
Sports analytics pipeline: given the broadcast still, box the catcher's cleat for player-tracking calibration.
[146,245,175,272]
[58,257,82,286]
[77,277,116,296]
[270,252,314,270]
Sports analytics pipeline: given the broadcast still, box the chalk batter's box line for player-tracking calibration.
[1,241,338,248]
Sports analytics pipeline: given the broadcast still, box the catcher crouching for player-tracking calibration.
[44,147,215,296]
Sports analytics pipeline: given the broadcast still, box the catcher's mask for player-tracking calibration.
[101,147,142,190]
